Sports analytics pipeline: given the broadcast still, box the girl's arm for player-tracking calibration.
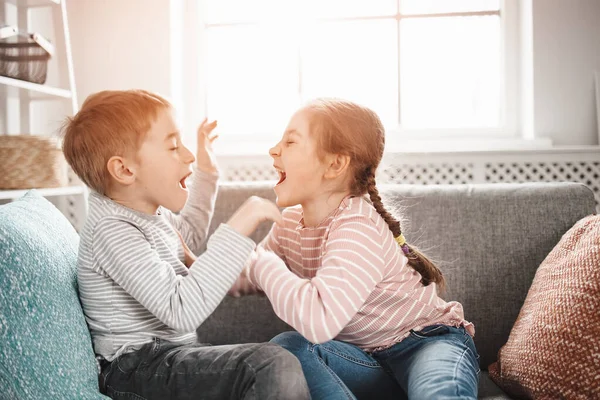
[258,221,287,261]
[247,215,386,343]
[228,221,286,296]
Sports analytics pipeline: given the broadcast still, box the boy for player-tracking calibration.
[61,89,309,399]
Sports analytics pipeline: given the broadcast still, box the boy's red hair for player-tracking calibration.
[61,89,171,195]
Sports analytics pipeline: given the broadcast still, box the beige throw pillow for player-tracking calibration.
[488,214,600,399]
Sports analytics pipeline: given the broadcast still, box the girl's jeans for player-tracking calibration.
[270,324,480,400]
[98,338,310,400]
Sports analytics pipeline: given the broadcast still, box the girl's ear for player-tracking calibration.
[324,154,351,179]
[106,156,136,186]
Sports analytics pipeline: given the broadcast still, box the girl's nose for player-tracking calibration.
[269,144,280,157]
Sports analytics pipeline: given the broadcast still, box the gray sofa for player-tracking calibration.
[196,181,596,400]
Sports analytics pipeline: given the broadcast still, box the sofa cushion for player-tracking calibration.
[488,214,600,399]
[478,372,511,400]
[0,191,107,399]
[199,181,596,371]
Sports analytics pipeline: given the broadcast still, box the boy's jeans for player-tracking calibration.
[99,338,310,400]
[270,325,480,400]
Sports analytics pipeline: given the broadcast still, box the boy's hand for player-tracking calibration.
[196,118,218,173]
[175,229,196,268]
[226,196,283,237]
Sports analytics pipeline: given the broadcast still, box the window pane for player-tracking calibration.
[205,0,398,24]
[302,20,398,127]
[205,0,291,24]
[400,16,500,128]
[305,0,397,18]
[205,25,299,135]
[401,0,500,15]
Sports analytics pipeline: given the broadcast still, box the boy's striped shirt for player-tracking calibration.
[78,170,255,361]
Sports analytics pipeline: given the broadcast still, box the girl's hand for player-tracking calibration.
[196,118,218,173]
[228,266,263,297]
[245,247,282,288]
[254,247,281,270]
[175,229,196,268]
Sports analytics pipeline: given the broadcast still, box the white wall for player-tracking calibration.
[64,0,600,146]
[532,0,600,145]
[67,0,173,104]
[2,0,176,135]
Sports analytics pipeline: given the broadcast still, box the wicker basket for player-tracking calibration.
[0,135,68,189]
[0,30,53,84]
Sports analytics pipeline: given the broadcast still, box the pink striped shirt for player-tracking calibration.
[248,195,474,351]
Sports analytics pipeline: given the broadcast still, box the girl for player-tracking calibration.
[244,98,479,400]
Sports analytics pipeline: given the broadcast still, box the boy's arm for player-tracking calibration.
[163,118,219,255]
[93,217,254,333]
[163,168,218,254]
[247,215,388,344]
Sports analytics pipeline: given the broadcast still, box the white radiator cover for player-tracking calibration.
[216,148,600,212]
[58,147,600,231]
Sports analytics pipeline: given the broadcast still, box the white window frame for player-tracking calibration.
[179,0,524,154]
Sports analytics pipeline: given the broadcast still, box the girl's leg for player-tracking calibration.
[373,325,480,400]
[271,331,401,400]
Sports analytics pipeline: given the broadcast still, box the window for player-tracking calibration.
[200,0,511,138]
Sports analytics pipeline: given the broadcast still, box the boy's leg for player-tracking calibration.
[271,331,401,400]
[373,325,480,400]
[100,339,309,400]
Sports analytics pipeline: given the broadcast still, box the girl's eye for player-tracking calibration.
[170,146,179,151]
[286,141,295,145]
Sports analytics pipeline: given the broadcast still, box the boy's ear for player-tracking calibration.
[106,156,136,185]
[324,153,351,180]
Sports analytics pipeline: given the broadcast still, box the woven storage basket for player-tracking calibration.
[0,135,68,189]
[0,29,53,84]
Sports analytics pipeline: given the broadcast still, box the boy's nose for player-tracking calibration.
[183,146,195,164]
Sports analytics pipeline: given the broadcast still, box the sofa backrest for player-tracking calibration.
[196,182,596,369]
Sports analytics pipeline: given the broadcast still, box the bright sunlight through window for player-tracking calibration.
[202,0,502,136]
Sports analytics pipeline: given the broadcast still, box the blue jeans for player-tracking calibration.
[270,325,480,400]
[99,338,310,399]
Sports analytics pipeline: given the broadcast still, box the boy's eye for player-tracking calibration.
[170,146,179,151]
[285,141,295,145]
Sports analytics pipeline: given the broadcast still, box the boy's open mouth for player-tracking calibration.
[275,168,286,186]
[179,172,192,189]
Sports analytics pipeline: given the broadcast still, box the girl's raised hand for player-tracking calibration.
[196,118,218,173]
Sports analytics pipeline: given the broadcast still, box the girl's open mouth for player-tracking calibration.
[276,169,286,186]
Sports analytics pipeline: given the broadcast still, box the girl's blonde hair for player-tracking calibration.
[303,98,445,292]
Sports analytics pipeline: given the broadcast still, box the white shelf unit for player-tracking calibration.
[0,0,87,231]
[4,0,60,9]
[0,75,72,97]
